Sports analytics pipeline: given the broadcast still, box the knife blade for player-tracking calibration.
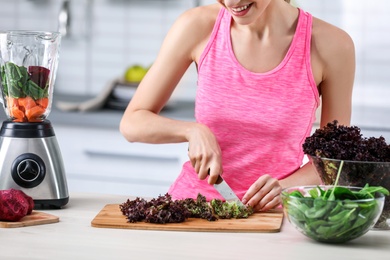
[213,175,246,208]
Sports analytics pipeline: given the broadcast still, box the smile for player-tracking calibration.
[232,3,252,12]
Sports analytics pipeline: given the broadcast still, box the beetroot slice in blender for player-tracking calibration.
[28,66,50,89]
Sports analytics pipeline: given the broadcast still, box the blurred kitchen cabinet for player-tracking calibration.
[54,125,188,197]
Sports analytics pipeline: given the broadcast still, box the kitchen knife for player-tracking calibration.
[213,175,246,208]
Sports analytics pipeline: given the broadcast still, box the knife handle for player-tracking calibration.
[208,169,223,185]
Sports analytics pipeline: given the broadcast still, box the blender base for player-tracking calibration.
[0,120,69,208]
[34,197,70,209]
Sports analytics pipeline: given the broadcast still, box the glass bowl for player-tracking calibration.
[281,185,385,243]
[309,156,390,229]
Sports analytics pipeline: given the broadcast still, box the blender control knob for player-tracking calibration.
[11,153,46,188]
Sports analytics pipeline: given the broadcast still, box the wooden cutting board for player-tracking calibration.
[0,211,59,228]
[91,204,284,233]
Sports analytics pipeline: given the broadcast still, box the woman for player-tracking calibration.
[120,0,355,212]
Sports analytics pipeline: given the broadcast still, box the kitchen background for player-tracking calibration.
[0,0,389,196]
[0,0,389,107]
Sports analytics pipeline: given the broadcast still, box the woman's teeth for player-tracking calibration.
[232,4,250,12]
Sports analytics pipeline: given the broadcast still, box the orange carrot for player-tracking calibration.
[7,97,19,108]
[36,97,49,109]
[10,107,25,122]
[25,105,45,122]
[18,96,37,111]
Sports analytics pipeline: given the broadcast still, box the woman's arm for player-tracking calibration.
[279,162,321,188]
[311,17,356,127]
[120,6,216,144]
[120,4,224,184]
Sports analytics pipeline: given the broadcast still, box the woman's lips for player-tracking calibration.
[231,3,253,17]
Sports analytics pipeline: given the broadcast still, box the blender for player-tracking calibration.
[0,31,69,208]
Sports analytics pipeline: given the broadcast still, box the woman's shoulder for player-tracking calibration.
[311,16,355,58]
[176,4,221,33]
[169,4,222,60]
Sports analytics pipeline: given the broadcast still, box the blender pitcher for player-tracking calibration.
[0,31,60,121]
[0,31,68,209]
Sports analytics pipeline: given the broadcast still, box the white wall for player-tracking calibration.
[0,0,389,108]
[294,0,390,109]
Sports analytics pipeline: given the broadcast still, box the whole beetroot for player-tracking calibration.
[18,190,34,215]
[0,189,35,222]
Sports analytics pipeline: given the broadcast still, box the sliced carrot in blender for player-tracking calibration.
[36,97,49,109]
[25,105,45,122]
[18,96,37,110]
[7,97,19,108]
[10,106,25,122]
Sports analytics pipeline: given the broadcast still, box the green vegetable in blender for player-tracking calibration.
[1,62,49,100]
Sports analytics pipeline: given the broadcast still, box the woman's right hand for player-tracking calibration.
[187,123,223,185]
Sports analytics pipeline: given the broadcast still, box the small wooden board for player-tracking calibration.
[91,204,284,233]
[0,211,59,228]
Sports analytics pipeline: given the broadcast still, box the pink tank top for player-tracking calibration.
[168,8,319,201]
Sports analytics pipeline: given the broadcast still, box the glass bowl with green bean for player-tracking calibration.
[309,156,390,229]
[281,185,387,243]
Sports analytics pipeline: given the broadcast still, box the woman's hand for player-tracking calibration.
[187,123,223,185]
[241,174,282,212]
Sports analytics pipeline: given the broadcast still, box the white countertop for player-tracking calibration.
[1,192,389,260]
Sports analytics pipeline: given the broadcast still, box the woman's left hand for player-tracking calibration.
[241,174,282,212]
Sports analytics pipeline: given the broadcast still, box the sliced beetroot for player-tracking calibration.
[0,189,35,222]
[28,66,50,89]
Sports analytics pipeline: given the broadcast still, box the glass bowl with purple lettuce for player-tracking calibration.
[303,120,390,229]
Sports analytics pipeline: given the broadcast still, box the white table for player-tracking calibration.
[1,192,389,260]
